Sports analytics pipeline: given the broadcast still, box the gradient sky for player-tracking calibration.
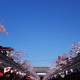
[0,0,80,66]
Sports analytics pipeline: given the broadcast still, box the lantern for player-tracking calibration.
[5,73,10,77]
[0,72,3,78]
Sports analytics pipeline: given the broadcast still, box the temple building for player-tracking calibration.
[34,66,50,80]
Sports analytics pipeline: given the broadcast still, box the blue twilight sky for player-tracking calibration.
[0,0,80,67]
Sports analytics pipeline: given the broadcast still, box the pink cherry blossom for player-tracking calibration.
[0,21,8,36]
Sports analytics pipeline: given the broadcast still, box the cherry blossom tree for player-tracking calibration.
[10,51,40,79]
[11,50,27,62]
[23,60,40,80]
[43,42,80,80]
[23,60,33,71]
[0,20,39,79]
[0,21,8,36]
[69,42,80,56]
[29,70,40,80]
